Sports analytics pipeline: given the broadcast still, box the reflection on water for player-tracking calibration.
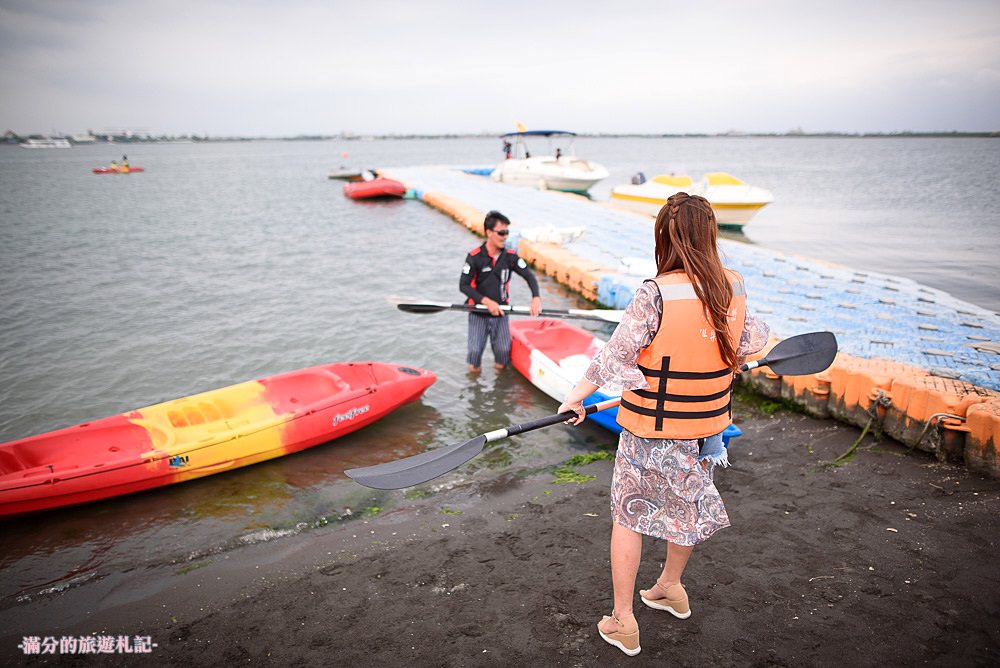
[718,227,753,244]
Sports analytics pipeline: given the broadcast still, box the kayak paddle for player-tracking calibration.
[346,398,621,490]
[739,330,838,376]
[345,331,838,489]
[396,301,624,323]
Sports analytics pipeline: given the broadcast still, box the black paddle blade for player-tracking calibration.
[345,435,488,489]
[396,303,451,314]
[760,331,838,376]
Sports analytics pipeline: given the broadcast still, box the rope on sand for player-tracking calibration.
[825,417,874,468]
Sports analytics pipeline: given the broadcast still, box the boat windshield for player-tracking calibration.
[500,131,577,160]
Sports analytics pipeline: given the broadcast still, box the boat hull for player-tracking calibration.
[510,319,741,441]
[0,362,435,517]
[328,169,366,181]
[21,139,71,149]
[491,157,609,193]
[610,175,772,227]
[343,178,407,199]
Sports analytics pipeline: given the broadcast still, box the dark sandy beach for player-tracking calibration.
[2,396,999,667]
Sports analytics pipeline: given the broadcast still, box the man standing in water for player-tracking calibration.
[460,210,541,372]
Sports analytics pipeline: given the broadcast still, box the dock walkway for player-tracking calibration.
[383,165,1000,478]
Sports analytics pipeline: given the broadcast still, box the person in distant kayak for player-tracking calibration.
[557,193,770,656]
[459,210,542,372]
[121,155,129,167]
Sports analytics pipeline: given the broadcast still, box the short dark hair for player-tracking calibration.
[484,210,510,231]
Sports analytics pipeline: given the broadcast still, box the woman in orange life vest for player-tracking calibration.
[557,192,770,656]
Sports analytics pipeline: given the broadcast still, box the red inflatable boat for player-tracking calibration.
[0,362,435,517]
[343,177,407,200]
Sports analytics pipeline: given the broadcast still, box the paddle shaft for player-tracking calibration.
[345,331,838,489]
[344,398,621,489]
[484,397,621,443]
[396,302,622,323]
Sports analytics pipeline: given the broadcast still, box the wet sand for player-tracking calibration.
[2,400,999,667]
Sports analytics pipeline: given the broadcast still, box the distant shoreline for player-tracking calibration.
[3,131,998,145]
[284,131,1000,140]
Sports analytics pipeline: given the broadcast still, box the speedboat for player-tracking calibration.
[491,130,609,194]
[610,172,774,227]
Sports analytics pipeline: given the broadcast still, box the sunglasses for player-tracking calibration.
[492,229,509,237]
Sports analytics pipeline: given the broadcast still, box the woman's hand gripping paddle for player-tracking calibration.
[346,331,838,490]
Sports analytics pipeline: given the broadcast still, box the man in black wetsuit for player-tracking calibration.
[459,210,541,372]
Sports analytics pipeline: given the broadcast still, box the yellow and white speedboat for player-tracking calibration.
[610,172,774,227]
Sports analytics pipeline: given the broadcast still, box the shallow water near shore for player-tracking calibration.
[0,137,997,601]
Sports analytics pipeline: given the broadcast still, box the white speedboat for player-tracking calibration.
[610,172,774,227]
[491,130,609,194]
[19,137,71,149]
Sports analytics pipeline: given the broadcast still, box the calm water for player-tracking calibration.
[0,137,997,601]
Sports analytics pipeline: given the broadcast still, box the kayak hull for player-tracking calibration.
[343,177,407,200]
[509,319,741,442]
[92,167,145,174]
[0,362,435,517]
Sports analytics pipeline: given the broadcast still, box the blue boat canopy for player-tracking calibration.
[500,130,577,138]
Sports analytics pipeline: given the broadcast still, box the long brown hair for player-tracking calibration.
[653,192,738,370]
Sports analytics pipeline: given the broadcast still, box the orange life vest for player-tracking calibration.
[617,269,747,439]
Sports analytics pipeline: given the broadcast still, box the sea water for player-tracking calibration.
[0,137,996,600]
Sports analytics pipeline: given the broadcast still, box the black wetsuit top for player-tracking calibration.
[460,243,540,308]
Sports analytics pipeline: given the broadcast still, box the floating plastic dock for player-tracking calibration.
[383,165,1000,478]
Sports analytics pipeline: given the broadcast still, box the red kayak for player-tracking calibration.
[0,362,435,517]
[93,166,145,174]
[343,177,407,200]
[509,319,622,433]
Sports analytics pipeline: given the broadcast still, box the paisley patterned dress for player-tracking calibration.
[584,281,770,546]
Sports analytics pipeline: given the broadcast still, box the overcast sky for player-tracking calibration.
[2,0,998,136]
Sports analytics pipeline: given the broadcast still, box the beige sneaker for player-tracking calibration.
[639,581,691,619]
[597,611,641,656]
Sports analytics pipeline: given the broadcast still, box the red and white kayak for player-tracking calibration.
[510,319,623,433]
[510,319,742,442]
[93,166,145,174]
[0,362,435,517]
[343,177,407,200]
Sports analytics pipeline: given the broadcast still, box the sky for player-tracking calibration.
[1,0,998,136]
